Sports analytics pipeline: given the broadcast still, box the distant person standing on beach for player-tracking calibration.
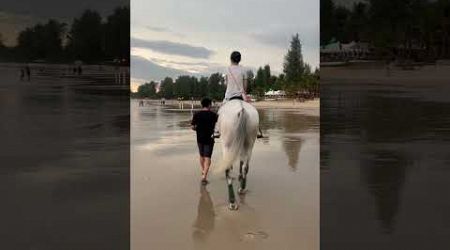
[20,68,25,81]
[25,65,31,81]
[191,97,218,185]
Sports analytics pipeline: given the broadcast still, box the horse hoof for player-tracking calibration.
[238,188,247,194]
[228,203,239,210]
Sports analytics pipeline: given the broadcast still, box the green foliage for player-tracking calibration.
[251,65,277,96]
[245,70,255,94]
[66,10,103,62]
[173,75,198,98]
[282,34,319,97]
[136,82,157,98]
[159,77,174,99]
[208,73,226,101]
[321,0,336,45]
[254,67,266,97]
[8,6,130,63]
[103,7,130,62]
[151,73,225,101]
[322,0,450,58]
[273,74,285,91]
[16,19,66,61]
[283,34,305,83]
[197,77,209,98]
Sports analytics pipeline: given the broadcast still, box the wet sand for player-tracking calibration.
[321,65,450,249]
[131,101,319,250]
[252,99,319,117]
[0,63,130,249]
[137,98,320,117]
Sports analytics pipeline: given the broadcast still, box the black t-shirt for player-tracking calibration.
[191,110,218,144]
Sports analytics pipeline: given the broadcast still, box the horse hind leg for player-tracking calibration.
[239,161,244,181]
[226,168,238,210]
[238,160,249,194]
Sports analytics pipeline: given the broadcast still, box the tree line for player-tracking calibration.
[0,6,130,64]
[134,34,319,100]
[321,0,450,59]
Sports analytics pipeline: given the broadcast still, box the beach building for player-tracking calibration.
[264,90,286,100]
[321,40,373,63]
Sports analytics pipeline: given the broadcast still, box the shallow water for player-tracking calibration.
[0,64,130,249]
[131,101,319,250]
[321,66,450,249]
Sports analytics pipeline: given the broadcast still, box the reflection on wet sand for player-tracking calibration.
[282,139,303,170]
[360,150,409,233]
[258,109,317,171]
[192,185,215,245]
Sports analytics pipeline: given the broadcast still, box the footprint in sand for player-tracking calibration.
[241,231,269,241]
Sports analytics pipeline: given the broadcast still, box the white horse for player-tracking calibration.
[216,99,259,210]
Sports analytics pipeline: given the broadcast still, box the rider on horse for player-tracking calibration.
[213,51,263,138]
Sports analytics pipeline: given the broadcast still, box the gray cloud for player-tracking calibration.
[145,25,167,32]
[131,55,232,82]
[131,55,198,81]
[150,57,218,68]
[250,32,291,48]
[145,25,185,37]
[131,37,214,59]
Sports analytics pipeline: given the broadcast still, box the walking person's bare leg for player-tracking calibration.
[202,158,211,181]
[199,156,205,175]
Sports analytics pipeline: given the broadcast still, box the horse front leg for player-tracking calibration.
[238,160,249,194]
[226,168,238,210]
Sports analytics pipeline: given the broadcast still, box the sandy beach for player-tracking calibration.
[252,99,319,116]
[322,63,450,84]
[131,101,319,250]
[137,98,320,117]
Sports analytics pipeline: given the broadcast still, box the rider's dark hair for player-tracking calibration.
[230,51,241,64]
[201,97,212,108]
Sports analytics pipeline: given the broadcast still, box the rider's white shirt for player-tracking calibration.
[224,65,246,100]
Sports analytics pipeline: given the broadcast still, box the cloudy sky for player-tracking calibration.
[131,0,319,91]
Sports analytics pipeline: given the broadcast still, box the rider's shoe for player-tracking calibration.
[212,131,220,138]
[257,128,264,138]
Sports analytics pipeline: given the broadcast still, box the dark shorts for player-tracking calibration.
[197,143,214,158]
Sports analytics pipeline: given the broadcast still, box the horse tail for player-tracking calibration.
[216,106,247,173]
